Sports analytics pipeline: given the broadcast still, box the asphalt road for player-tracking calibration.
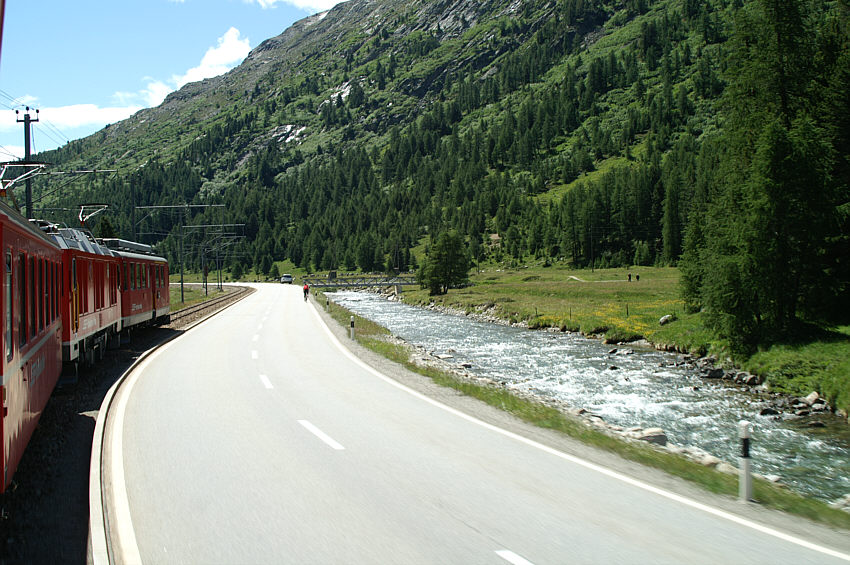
[103,283,850,564]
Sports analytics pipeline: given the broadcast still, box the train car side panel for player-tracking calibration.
[1,208,63,493]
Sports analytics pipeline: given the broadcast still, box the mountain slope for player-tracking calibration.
[29,0,847,313]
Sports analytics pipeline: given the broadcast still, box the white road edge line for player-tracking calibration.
[298,419,345,450]
[102,285,254,564]
[308,301,850,562]
[496,549,536,565]
[109,348,167,565]
[259,374,273,389]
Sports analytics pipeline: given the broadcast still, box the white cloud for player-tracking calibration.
[0,104,141,134]
[115,27,252,108]
[0,144,25,160]
[0,27,254,155]
[0,104,143,158]
[39,104,143,129]
[175,27,251,89]
[246,0,342,12]
[140,79,175,107]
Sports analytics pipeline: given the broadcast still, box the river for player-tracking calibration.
[329,291,849,504]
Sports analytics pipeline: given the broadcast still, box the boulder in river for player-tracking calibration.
[633,428,668,446]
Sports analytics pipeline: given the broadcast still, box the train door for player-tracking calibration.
[4,250,11,364]
[148,264,155,319]
[71,258,79,332]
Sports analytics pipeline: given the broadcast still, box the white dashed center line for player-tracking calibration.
[298,420,344,450]
[496,550,535,565]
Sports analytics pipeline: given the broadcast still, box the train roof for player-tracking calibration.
[107,248,167,263]
[0,201,62,249]
[100,238,167,263]
[36,222,115,257]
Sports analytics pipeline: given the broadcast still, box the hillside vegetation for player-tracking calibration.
[30,1,850,381]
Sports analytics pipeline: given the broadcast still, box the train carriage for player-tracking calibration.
[43,226,122,378]
[1,203,63,493]
[1,201,171,493]
[102,239,170,329]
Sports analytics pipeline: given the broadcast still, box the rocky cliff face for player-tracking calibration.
[50,0,558,170]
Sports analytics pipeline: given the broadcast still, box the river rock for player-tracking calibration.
[704,368,725,379]
[831,494,850,513]
[716,462,737,474]
[635,428,667,446]
[741,373,761,386]
[700,454,722,468]
[659,314,676,326]
[802,391,821,406]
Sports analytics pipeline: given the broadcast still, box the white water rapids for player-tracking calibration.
[330,291,850,504]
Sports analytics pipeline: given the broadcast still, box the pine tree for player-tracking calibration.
[419,231,470,295]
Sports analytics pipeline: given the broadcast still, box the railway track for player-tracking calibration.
[166,285,253,326]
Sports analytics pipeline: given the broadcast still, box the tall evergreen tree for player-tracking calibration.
[682,0,845,350]
[419,231,470,295]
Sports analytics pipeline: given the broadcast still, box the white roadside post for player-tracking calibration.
[350,316,355,340]
[739,420,753,502]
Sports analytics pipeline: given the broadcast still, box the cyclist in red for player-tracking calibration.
[303,282,310,301]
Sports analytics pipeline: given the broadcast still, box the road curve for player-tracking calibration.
[98,283,850,564]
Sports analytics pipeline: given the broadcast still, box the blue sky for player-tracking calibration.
[0,0,343,161]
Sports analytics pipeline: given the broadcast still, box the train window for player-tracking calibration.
[18,254,26,346]
[6,251,12,361]
[53,262,59,320]
[95,263,102,310]
[46,260,52,324]
[38,259,44,331]
[71,258,78,332]
[85,262,92,313]
[29,257,36,338]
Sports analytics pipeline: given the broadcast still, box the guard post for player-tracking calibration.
[350,316,355,340]
[739,420,752,502]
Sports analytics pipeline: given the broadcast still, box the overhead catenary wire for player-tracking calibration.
[2,90,72,152]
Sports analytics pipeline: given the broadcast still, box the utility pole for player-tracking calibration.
[135,204,227,303]
[16,107,39,218]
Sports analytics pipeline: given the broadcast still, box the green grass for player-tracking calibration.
[405,265,689,344]
[169,283,230,309]
[318,290,850,530]
[744,327,850,412]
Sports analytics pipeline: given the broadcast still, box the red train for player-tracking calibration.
[1,202,169,493]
